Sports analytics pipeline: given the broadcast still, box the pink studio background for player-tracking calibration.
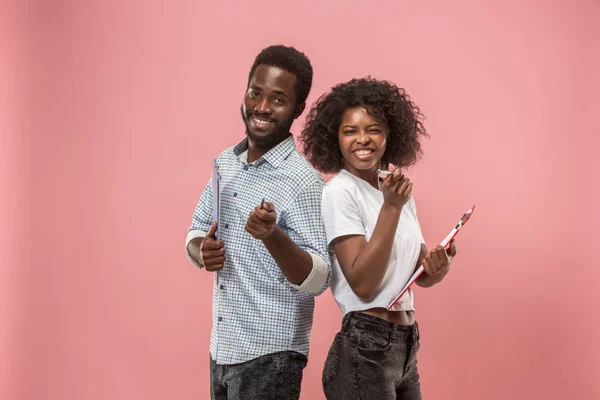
[2,0,599,399]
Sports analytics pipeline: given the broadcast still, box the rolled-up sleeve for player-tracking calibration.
[287,252,330,295]
[185,179,213,269]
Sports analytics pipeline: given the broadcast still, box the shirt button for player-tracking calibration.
[224,223,229,229]
[219,285,224,290]
[243,166,248,171]
[218,316,223,322]
[233,192,238,197]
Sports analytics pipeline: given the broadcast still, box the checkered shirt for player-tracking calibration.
[189,135,330,365]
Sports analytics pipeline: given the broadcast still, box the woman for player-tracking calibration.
[301,77,457,399]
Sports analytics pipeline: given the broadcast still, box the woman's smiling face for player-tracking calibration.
[338,106,388,176]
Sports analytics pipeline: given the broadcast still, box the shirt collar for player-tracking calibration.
[233,135,295,169]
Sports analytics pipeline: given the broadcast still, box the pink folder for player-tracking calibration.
[387,205,476,311]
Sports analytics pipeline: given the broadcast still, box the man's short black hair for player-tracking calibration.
[248,45,313,105]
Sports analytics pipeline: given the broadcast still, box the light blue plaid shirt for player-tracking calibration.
[189,135,330,365]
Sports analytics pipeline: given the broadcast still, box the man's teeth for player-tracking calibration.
[252,116,271,126]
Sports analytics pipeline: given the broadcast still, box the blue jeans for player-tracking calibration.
[322,312,422,400]
[210,351,307,400]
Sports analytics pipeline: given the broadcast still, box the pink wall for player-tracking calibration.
[2,0,599,399]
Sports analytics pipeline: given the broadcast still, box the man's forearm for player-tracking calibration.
[261,226,312,284]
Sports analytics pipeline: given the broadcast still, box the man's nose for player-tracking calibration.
[254,98,271,114]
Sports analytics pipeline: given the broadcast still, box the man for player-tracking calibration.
[185,45,330,400]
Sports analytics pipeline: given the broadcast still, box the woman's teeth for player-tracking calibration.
[354,149,373,155]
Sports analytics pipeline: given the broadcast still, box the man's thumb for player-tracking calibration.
[207,221,217,238]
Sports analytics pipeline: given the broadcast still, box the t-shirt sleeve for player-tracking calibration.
[321,184,365,245]
[408,196,426,244]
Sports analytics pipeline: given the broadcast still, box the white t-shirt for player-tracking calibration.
[322,169,426,315]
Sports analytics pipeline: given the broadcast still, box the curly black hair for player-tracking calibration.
[300,77,428,174]
[248,45,313,105]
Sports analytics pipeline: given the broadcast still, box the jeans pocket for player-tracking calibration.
[356,329,393,355]
[322,335,342,386]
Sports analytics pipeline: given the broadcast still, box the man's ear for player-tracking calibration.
[293,102,306,119]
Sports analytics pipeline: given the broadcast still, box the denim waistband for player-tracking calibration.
[342,311,419,342]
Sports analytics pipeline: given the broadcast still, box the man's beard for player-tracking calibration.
[241,106,294,147]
